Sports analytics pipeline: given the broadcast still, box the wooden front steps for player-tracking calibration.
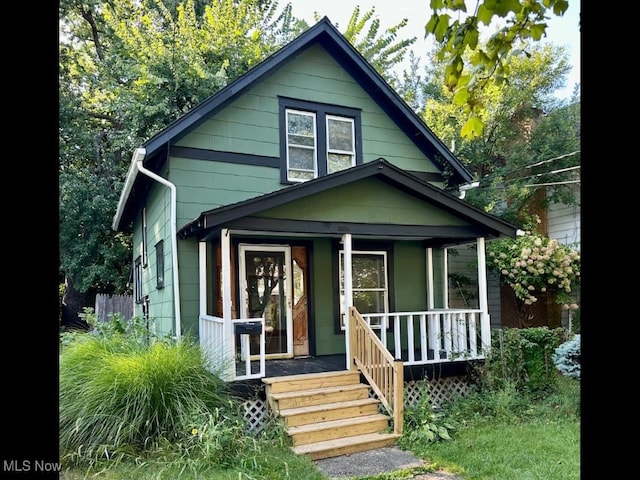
[263,370,401,460]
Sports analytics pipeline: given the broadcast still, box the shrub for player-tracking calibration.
[552,334,581,380]
[476,327,571,395]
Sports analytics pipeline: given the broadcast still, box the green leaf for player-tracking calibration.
[477,3,494,25]
[461,116,484,139]
[529,23,547,41]
[453,86,469,106]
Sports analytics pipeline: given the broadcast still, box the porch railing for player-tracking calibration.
[349,307,404,434]
[199,314,265,381]
[360,309,490,365]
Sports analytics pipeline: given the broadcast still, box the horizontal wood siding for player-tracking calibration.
[311,239,345,356]
[547,187,580,249]
[257,178,469,226]
[131,180,176,338]
[175,43,440,181]
[393,242,427,312]
[170,158,281,228]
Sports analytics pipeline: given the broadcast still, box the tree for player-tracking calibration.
[424,0,575,139]
[306,5,417,89]
[421,41,579,226]
[59,0,304,325]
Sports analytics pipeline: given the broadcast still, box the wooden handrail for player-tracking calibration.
[349,307,403,434]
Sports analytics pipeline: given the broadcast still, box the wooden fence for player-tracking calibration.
[94,294,133,323]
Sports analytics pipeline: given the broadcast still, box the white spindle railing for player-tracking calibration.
[361,309,490,365]
[199,315,265,381]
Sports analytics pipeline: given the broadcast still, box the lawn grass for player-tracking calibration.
[412,419,579,480]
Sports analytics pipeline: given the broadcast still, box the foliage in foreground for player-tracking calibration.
[60,328,244,468]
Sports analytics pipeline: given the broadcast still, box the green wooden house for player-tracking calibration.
[112,17,517,458]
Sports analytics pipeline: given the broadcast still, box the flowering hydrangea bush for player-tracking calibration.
[486,232,580,306]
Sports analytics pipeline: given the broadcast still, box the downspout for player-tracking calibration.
[133,147,182,340]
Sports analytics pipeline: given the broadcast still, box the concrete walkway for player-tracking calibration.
[313,446,463,479]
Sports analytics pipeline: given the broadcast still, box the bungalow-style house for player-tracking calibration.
[112,17,518,459]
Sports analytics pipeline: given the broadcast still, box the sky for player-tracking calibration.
[282,0,581,100]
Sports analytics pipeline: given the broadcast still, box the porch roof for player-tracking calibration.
[178,158,518,244]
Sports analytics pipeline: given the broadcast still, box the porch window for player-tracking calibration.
[339,250,389,330]
[280,98,361,183]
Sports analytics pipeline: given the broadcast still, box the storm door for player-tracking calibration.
[239,245,293,358]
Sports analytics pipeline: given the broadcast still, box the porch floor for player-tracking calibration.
[237,354,347,378]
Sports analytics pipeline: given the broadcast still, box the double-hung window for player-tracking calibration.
[338,250,389,330]
[280,98,361,183]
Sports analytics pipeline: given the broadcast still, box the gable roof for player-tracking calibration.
[178,158,517,242]
[113,16,473,232]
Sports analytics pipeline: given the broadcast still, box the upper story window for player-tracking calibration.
[280,98,361,183]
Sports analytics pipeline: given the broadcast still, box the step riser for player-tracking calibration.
[291,418,389,446]
[266,373,361,394]
[264,372,398,459]
[284,404,380,427]
[295,436,399,461]
[275,389,369,409]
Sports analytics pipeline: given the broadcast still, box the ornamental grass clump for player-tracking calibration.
[487,232,580,307]
[59,333,245,467]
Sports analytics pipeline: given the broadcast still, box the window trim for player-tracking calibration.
[155,240,165,289]
[279,98,362,183]
[332,241,395,333]
[134,256,143,304]
[142,207,148,267]
[326,115,356,174]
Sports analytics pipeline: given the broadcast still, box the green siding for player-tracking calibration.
[169,157,281,230]
[257,178,469,226]
[132,179,175,338]
[176,241,200,338]
[174,43,441,203]
[310,239,346,355]
[393,242,428,312]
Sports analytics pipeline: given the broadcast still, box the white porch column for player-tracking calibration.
[221,228,234,380]
[476,237,491,351]
[426,247,434,310]
[443,248,449,308]
[198,242,207,317]
[342,233,353,369]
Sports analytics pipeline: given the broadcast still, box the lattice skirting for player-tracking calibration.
[241,375,473,431]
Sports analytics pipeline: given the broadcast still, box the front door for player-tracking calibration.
[239,244,293,359]
[292,246,309,356]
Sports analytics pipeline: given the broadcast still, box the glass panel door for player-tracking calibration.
[239,245,292,357]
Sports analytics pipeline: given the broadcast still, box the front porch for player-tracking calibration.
[194,229,496,458]
[199,306,491,382]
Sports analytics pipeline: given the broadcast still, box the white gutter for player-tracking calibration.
[457,181,480,200]
[116,147,182,340]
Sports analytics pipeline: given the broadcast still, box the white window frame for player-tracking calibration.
[326,115,355,174]
[339,250,389,330]
[286,109,317,182]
